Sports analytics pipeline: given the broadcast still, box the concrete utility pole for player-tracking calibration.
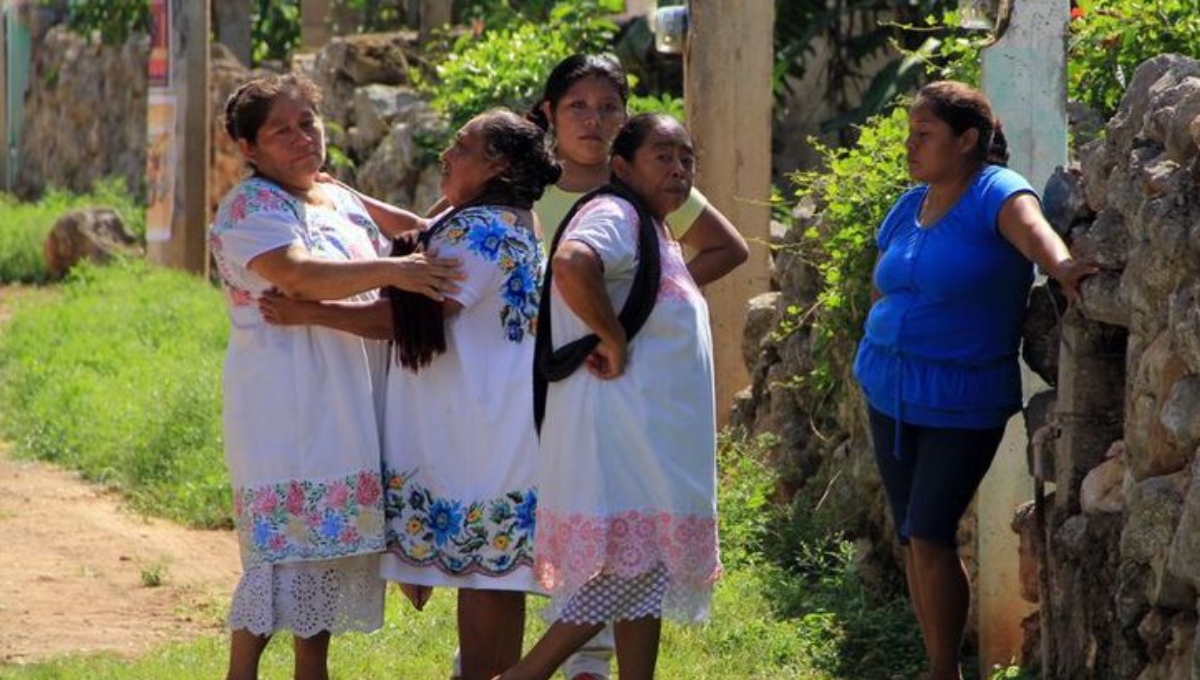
[683,0,774,424]
[145,0,210,273]
[213,0,252,67]
[974,0,1070,673]
[301,0,334,50]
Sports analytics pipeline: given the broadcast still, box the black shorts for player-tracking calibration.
[868,405,1005,547]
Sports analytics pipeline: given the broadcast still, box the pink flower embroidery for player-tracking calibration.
[356,472,381,506]
[252,487,279,514]
[286,482,306,515]
[325,481,350,509]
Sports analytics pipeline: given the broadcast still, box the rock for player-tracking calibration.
[1120,471,1194,610]
[1080,441,1127,514]
[1079,271,1128,327]
[1022,282,1064,385]
[1079,138,1114,213]
[1042,164,1090,236]
[1071,208,1130,271]
[1160,376,1200,451]
[43,207,143,278]
[315,32,419,87]
[1127,332,1193,480]
[1166,450,1200,592]
[1169,281,1200,374]
[352,84,426,155]
[742,293,779,374]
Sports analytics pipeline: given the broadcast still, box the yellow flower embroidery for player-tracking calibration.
[492,535,510,550]
[407,518,423,535]
[286,518,309,542]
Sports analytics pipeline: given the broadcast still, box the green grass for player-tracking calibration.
[0,260,230,528]
[0,568,856,680]
[0,265,939,679]
[0,179,145,283]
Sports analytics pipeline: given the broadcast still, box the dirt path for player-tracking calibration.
[0,286,242,665]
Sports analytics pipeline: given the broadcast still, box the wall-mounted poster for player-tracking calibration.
[148,0,170,88]
[146,92,177,242]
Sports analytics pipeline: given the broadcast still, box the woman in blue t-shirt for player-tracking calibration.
[853,81,1096,680]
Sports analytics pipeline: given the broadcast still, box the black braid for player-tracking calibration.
[532,179,662,433]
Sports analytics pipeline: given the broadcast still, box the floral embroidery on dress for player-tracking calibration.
[232,468,386,567]
[657,240,702,303]
[210,179,384,308]
[383,467,537,577]
[535,508,721,622]
[437,208,542,342]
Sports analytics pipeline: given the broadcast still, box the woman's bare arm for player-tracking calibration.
[677,204,749,286]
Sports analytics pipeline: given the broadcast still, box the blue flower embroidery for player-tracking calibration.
[320,511,344,540]
[466,219,508,260]
[438,208,542,343]
[383,467,536,577]
[428,498,464,547]
[253,518,273,548]
[515,490,537,534]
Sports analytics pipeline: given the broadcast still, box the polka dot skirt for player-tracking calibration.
[556,563,669,625]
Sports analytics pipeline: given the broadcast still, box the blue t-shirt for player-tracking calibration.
[853,165,1036,428]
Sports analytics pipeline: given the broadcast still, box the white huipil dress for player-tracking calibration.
[535,195,722,623]
[379,206,543,592]
[209,178,390,637]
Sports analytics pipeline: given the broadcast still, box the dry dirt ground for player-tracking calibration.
[0,286,242,665]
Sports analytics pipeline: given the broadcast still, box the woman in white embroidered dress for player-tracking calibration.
[210,74,460,680]
[499,114,721,680]
[258,109,562,680]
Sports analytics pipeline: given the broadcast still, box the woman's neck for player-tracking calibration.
[275,179,324,206]
[557,158,610,193]
[921,167,979,225]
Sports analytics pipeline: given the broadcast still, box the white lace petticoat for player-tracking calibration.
[228,554,385,638]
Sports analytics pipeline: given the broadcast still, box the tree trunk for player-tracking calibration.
[212,0,251,67]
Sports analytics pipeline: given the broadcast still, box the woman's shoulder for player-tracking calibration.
[974,165,1036,197]
[577,192,639,223]
[214,177,298,228]
[452,204,532,230]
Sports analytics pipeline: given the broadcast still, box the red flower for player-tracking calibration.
[356,472,382,506]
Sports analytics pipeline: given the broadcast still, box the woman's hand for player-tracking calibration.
[389,252,464,301]
[259,289,313,325]
[1048,256,1100,303]
[586,332,627,379]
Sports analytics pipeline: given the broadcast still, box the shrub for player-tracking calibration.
[417,1,620,132]
[0,261,230,528]
[782,106,910,400]
[0,178,145,284]
[1069,0,1200,117]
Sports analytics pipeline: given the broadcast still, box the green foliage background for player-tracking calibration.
[1067,0,1200,117]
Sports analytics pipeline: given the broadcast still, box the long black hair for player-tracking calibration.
[526,53,630,132]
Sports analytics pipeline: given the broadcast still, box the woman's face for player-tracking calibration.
[440,117,506,206]
[239,94,325,191]
[905,100,977,184]
[612,120,694,219]
[545,75,627,167]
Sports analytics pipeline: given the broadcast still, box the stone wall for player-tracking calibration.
[16,26,148,199]
[1031,54,1200,680]
[737,53,1200,678]
[18,27,443,221]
